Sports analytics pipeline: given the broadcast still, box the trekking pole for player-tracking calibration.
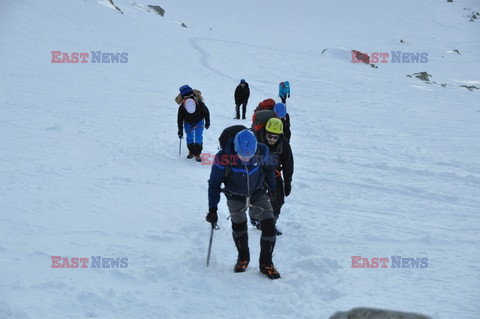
[178,137,182,156]
[206,223,219,267]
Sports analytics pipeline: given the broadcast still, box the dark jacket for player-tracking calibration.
[177,96,210,131]
[281,113,291,141]
[258,134,294,184]
[208,138,276,210]
[234,83,250,105]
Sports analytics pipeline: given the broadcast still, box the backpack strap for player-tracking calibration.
[224,161,232,181]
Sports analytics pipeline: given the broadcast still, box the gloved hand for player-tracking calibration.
[284,182,291,197]
[206,209,218,227]
[287,94,290,98]
[205,122,210,130]
[178,130,183,139]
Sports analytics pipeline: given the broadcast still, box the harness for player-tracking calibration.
[221,158,268,213]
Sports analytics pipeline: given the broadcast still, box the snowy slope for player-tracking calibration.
[1,0,479,318]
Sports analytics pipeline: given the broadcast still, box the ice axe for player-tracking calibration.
[206,223,220,267]
[178,137,182,156]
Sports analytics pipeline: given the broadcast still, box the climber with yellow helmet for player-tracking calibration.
[251,117,294,235]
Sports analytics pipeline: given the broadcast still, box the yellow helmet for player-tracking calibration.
[265,118,283,134]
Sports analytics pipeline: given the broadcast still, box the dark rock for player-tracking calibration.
[408,72,432,82]
[470,12,479,21]
[460,85,480,91]
[329,307,432,319]
[108,0,124,14]
[352,50,370,64]
[147,5,165,16]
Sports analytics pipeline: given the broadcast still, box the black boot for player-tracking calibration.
[259,237,275,266]
[233,233,250,272]
[259,238,280,279]
[235,105,240,119]
[194,143,203,162]
[259,218,280,279]
[260,263,280,279]
[186,143,194,159]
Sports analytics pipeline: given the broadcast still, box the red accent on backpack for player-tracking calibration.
[258,98,276,110]
[252,112,262,131]
[252,109,276,131]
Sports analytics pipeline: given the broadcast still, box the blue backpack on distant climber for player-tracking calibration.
[279,81,290,97]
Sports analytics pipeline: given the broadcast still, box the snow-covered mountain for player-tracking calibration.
[1,0,479,318]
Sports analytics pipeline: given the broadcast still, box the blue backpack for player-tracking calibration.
[279,81,290,97]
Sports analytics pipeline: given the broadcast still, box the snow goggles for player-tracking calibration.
[266,133,280,141]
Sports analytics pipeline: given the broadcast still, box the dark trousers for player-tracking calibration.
[270,176,285,219]
[227,192,276,265]
[235,103,247,119]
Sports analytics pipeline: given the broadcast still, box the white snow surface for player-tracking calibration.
[1,0,480,318]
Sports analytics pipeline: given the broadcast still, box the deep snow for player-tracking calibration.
[1,0,479,318]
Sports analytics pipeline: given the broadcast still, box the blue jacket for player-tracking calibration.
[208,138,276,210]
[278,81,290,98]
